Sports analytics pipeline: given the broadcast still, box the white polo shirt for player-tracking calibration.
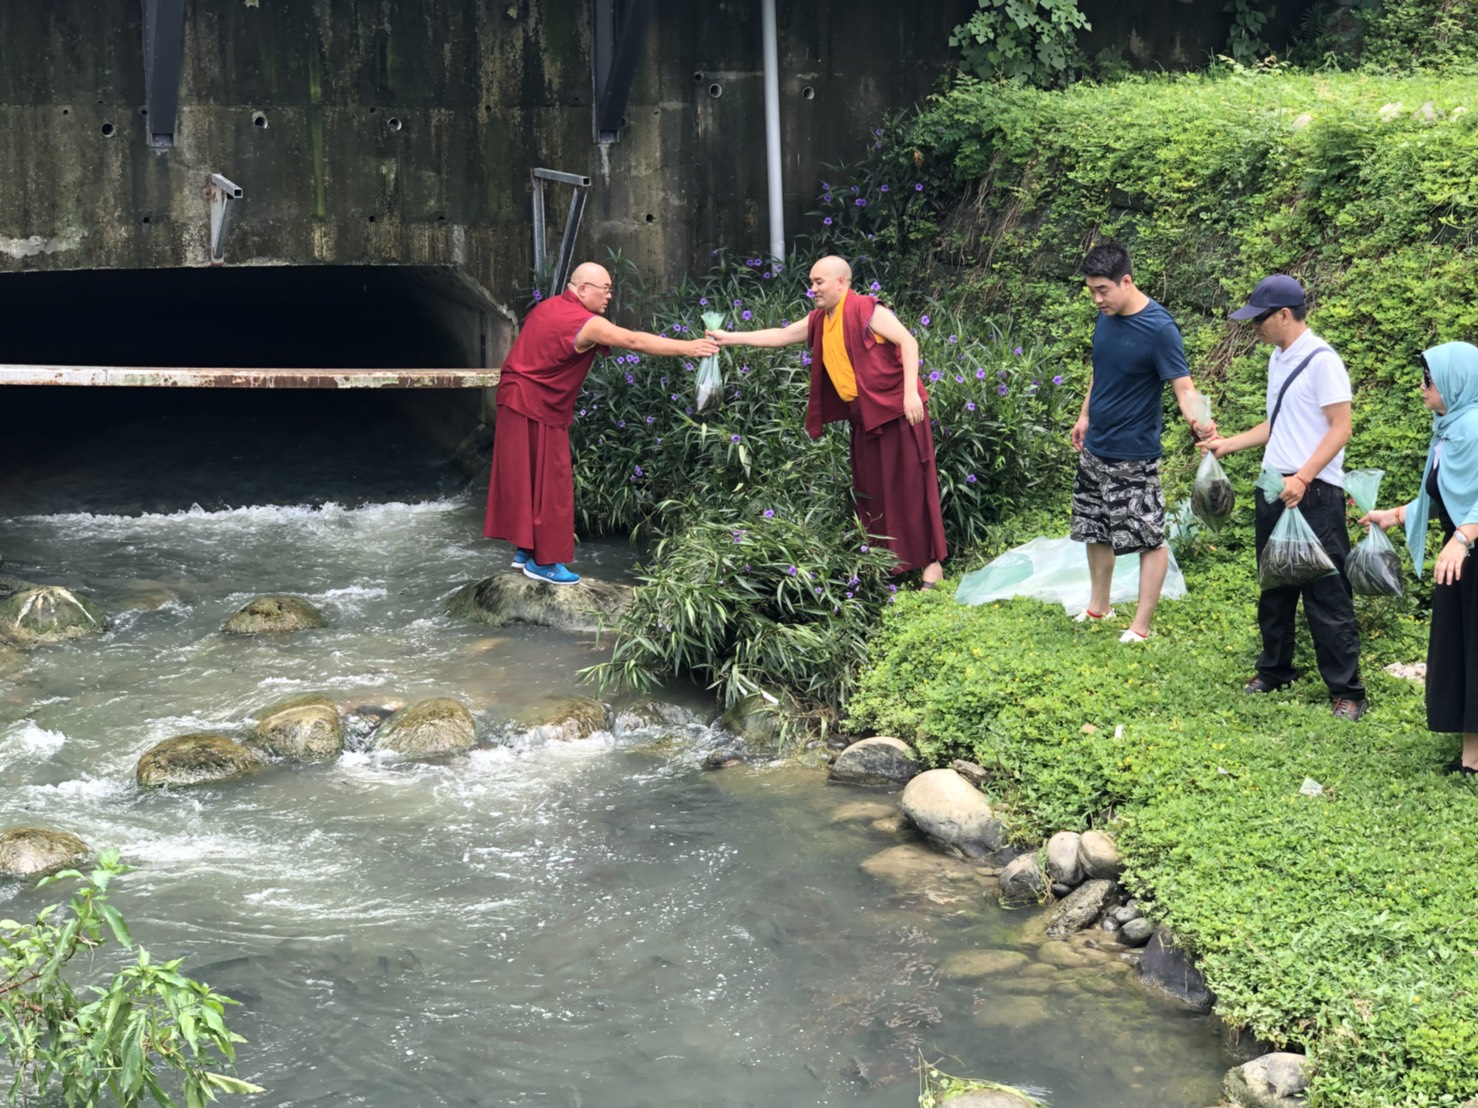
[1262,328,1352,487]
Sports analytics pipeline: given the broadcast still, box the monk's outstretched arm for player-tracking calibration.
[578,315,717,358]
[708,319,809,348]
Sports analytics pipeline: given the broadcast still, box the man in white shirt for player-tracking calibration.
[1201,275,1367,721]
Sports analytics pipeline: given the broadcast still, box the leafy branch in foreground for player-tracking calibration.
[0,849,262,1107]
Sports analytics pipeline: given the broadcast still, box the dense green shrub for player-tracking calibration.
[846,546,1473,1107]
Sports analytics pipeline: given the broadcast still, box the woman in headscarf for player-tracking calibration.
[1361,341,1478,773]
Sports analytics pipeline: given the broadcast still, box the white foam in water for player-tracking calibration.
[13,498,466,529]
[0,720,68,758]
[16,775,132,802]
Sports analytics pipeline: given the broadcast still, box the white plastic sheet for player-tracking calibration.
[955,536,1187,612]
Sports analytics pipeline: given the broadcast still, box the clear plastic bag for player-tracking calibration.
[1191,450,1236,532]
[1344,468,1385,517]
[695,310,727,411]
[1346,521,1404,597]
[1259,505,1338,590]
[954,535,1187,611]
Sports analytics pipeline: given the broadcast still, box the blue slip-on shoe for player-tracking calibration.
[523,559,580,585]
[511,548,531,569]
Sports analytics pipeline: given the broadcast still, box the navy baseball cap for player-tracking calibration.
[1229,275,1307,320]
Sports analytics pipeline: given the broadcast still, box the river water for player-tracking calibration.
[0,391,1230,1106]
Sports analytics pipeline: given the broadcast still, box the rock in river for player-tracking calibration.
[136,733,268,789]
[446,573,632,633]
[222,595,326,635]
[900,768,1003,858]
[370,697,477,759]
[250,693,344,762]
[829,736,920,787]
[0,585,109,646]
[0,826,90,878]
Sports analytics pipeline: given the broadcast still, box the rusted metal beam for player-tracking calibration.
[0,366,501,389]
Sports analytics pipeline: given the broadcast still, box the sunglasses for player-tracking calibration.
[1253,307,1281,324]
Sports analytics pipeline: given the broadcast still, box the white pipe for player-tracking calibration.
[761,0,784,269]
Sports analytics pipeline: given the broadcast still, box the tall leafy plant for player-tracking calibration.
[948,0,1091,86]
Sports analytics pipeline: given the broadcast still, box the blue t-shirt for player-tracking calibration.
[1084,299,1189,461]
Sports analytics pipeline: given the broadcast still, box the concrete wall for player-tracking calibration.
[0,0,973,337]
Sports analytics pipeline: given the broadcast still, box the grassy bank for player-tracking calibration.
[845,534,1478,1106]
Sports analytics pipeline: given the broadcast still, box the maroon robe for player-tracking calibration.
[483,291,608,565]
[805,293,947,574]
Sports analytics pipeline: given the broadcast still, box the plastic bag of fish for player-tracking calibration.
[1190,450,1236,532]
[1346,521,1403,597]
[694,310,727,411]
[1259,502,1339,590]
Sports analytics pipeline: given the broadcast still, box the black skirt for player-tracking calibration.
[1425,465,1478,732]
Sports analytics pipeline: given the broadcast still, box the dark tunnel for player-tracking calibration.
[0,266,497,514]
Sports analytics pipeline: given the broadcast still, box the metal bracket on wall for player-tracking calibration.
[530,168,592,299]
[205,174,243,266]
[141,0,186,148]
[593,0,653,143]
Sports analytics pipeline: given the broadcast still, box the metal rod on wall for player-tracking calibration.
[761,0,784,270]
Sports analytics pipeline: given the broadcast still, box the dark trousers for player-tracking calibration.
[1427,533,1478,731]
[1253,480,1365,699]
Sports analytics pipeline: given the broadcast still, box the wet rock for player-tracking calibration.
[973,993,1051,1029]
[370,698,477,759]
[1033,940,1092,969]
[610,698,704,735]
[702,748,745,769]
[343,700,403,749]
[716,692,785,754]
[829,799,897,824]
[1050,882,1073,899]
[518,696,609,743]
[0,827,90,878]
[860,843,981,889]
[222,595,326,635]
[136,733,269,789]
[1139,926,1215,1011]
[249,693,344,762]
[0,574,38,600]
[998,853,1046,907]
[1112,900,1142,923]
[900,769,1002,858]
[1045,831,1083,885]
[940,949,1031,980]
[939,1086,1042,1107]
[828,737,920,788]
[1119,917,1155,946]
[1045,878,1116,938]
[1222,1052,1309,1108]
[0,585,109,646]
[1078,829,1124,879]
[446,573,632,633]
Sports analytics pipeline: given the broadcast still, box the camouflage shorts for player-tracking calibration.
[1070,450,1165,555]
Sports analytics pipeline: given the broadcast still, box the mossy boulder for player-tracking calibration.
[0,585,109,646]
[0,574,39,600]
[222,595,326,635]
[518,696,610,743]
[370,698,477,759]
[828,736,920,787]
[136,733,269,789]
[0,827,90,878]
[249,693,344,762]
[446,574,632,633]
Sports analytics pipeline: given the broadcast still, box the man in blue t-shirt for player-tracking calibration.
[1069,243,1212,642]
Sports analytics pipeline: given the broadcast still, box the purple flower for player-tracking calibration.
[948,334,958,343]
[929,371,941,382]
[742,310,753,321]
[634,464,644,476]
[874,129,884,137]
[625,373,634,384]
[645,415,654,424]
[806,289,816,299]
[733,531,744,543]
[617,420,626,428]
[880,184,890,193]
[823,216,833,226]
[855,198,867,207]
[1053,374,1063,385]
[732,298,743,307]
[975,368,986,379]
[670,393,679,401]
[860,544,870,553]
[741,365,751,375]
[763,272,772,279]
[966,473,978,484]
[921,315,931,326]
[815,586,823,595]
[845,590,854,598]
[997,384,1008,395]
[966,401,976,411]
[870,281,881,292]
[699,297,708,306]
[914,183,924,192]
[763,509,774,518]
[801,352,813,365]
[578,408,587,416]
[532,289,544,301]
[888,584,898,593]
[731,433,741,443]
[954,375,964,383]
[671,324,681,333]
[851,185,859,193]
[788,565,798,576]
[1014,346,1023,355]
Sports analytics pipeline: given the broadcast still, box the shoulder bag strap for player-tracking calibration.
[1268,346,1332,435]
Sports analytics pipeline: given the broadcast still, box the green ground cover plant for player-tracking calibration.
[0,852,259,1107]
[846,530,1478,1106]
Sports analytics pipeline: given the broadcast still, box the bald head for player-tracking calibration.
[808,255,853,314]
[568,262,614,313]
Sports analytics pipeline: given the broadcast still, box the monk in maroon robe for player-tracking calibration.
[710,256,947,587]
[484,261,717,584]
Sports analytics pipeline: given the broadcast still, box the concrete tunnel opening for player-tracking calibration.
[0,265,501,511]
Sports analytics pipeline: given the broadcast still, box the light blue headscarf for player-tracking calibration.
[1404,341,1478,577]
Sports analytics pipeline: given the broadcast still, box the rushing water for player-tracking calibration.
[0,391,1231,1106]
